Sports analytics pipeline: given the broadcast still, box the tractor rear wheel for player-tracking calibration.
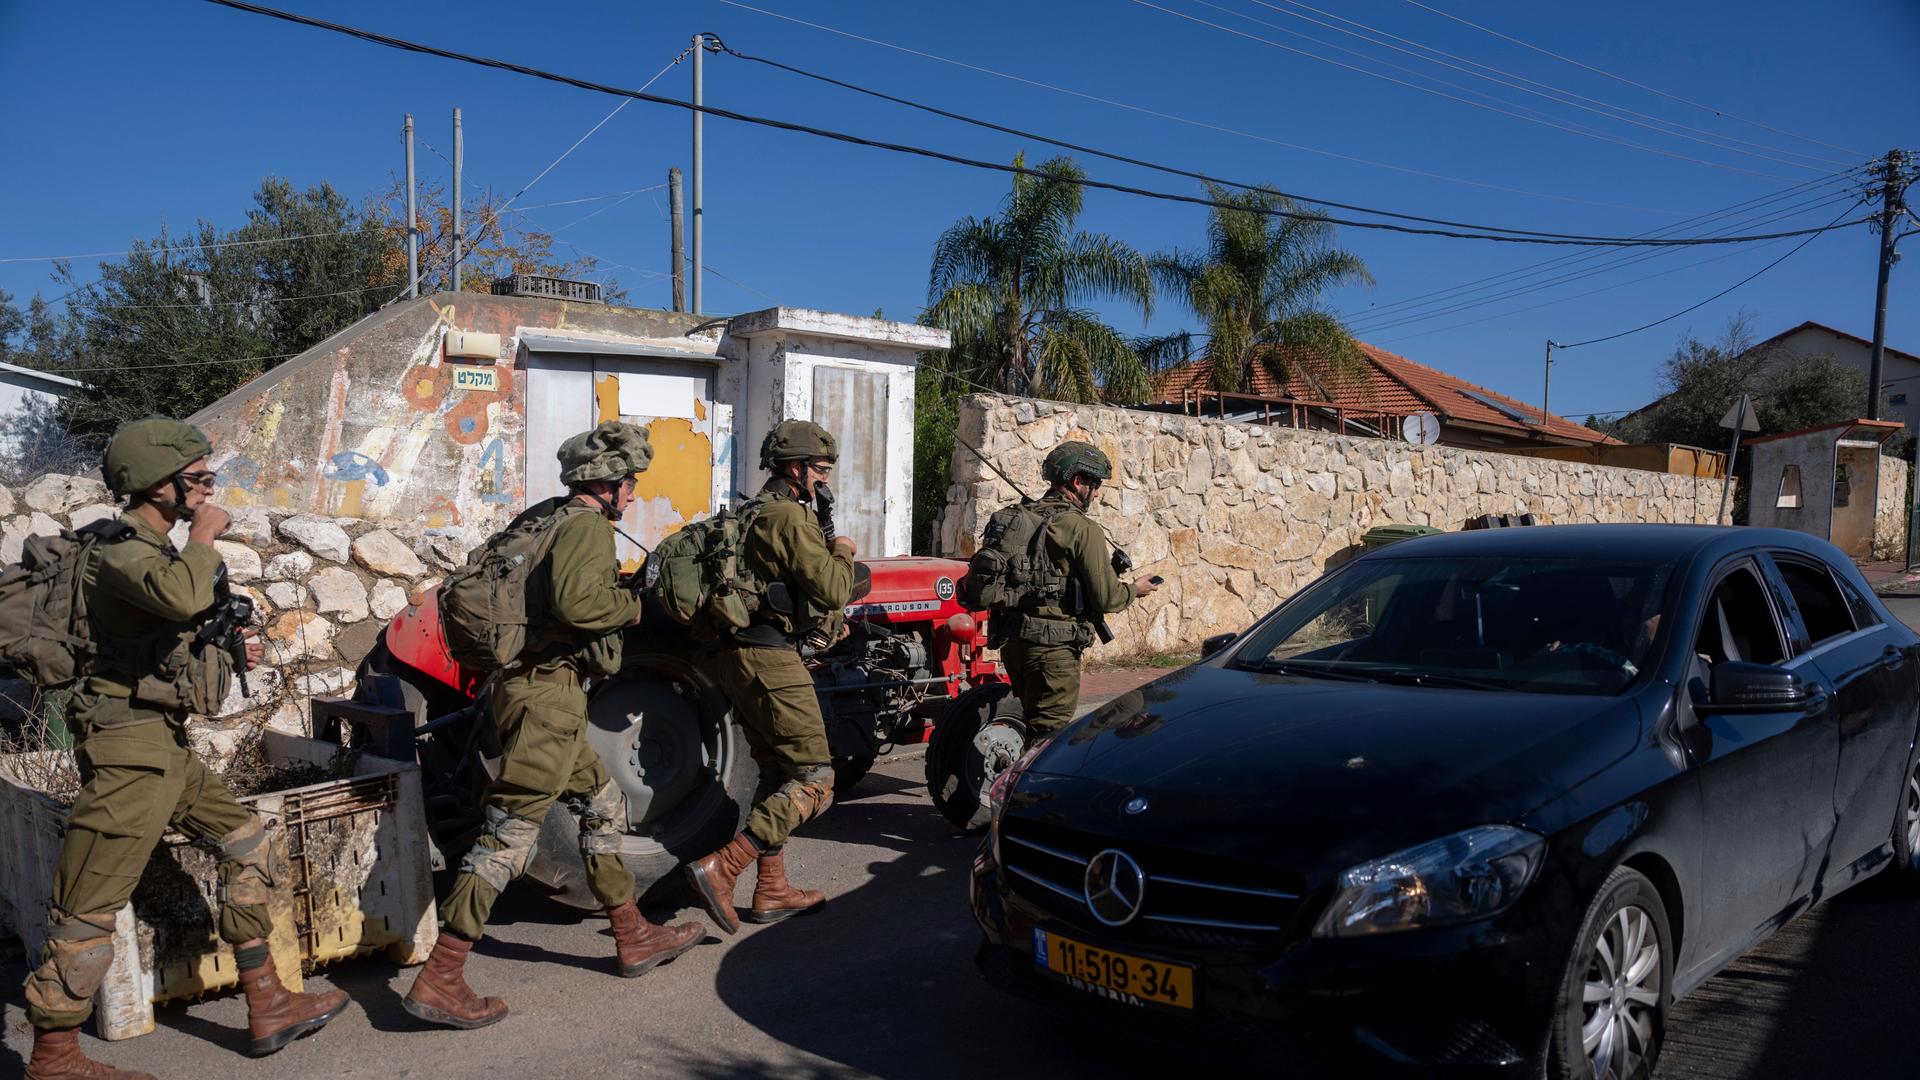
[925,683,1024,833]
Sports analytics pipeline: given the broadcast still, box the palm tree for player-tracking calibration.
[923,154,1154,404]
[1150,182,1372,397]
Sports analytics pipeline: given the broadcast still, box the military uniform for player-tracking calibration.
[685,420,852,935]
[437,502,642,940]
[406,420,700,1034]
[1001,495,1135,737]
[22,417,347,1080]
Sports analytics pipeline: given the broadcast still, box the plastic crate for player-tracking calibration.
[0,731,437,1040]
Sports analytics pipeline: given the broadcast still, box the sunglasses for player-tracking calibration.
[178,471,218,489]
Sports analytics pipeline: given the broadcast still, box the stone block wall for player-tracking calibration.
[1875,452,1911,562]
[0,475,465,763]
[933,395,1733,657]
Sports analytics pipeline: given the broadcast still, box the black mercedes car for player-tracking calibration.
[970,525,1920,1078]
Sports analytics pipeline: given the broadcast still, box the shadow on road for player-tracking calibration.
[1657,875,1920,1079]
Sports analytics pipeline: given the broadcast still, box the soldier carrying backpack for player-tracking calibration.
[974,441,1160,739]
[15,417,350,1080]
[405,420,702,1032]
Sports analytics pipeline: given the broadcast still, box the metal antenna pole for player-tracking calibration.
[404,114,419,298]
[691,33,705,314]
[669,167,686,312]
[451,107,463,292]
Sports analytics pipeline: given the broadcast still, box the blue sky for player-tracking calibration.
[2,0,1916,422]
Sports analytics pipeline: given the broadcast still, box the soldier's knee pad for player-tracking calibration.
[770,764,834,825]
[217,817,275,908]
[24,909,119,1017]
[460,805,543,892]
[574,779,627,856]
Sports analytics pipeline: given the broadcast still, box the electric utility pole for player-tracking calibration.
[1867,149,1911,420]
[690,33,705,315]
[669,167,686,312]
[1541,340,1563,427]
[452,108,464,292]
[404,114,419,298]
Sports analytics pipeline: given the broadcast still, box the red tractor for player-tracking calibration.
[327,556,1005,905]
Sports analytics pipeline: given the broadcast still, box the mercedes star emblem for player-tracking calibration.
[1084,849,1147,927]
[1124,796,1150,815]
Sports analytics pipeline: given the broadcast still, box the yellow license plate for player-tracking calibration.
[1033,928,1195,1011]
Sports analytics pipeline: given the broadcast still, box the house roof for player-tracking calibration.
[1754,320,1920,366]
[1743,417,1903,446]
[1154,340,1617,445]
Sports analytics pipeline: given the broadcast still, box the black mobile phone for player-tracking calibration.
[1148,575,1165,585]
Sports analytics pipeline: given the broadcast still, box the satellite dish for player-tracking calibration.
[1402,412,1442,445]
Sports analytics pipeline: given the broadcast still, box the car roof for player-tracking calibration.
[1363,523,1841,565]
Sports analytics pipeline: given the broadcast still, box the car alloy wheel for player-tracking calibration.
[1581,905,1663,1080]
[1905,759,1920,870]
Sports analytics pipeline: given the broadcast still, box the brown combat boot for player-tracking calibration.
[23,1028,155,1080]
[402,932,508,1030]
[746,847,826,924]
[683,832,761,935]
[605,900,703,977]
[238,953,351,1056]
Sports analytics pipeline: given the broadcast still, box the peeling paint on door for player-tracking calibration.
[630,417,714,529]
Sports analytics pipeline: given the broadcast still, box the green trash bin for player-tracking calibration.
[1361,524,1442,550]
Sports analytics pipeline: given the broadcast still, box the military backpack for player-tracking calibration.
[0,519,136,690]
[439,499,583,672]
[640,494,775,640]
[963,501,1072,613]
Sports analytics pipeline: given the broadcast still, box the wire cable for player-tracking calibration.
[1553,203,1861,351]
[0,226,387,265]
[196,1,1877,249]
[1133,0,1798,182]
[1239,0,1852,170]
[713,0,1687,216]
[1399,0,1869,159]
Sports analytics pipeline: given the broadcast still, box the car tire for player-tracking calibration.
[1890,725,1920,880]
[925,682,1023,833]
[1548,865,1673,1080]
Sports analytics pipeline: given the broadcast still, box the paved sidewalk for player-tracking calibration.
[1077,665,1171,713]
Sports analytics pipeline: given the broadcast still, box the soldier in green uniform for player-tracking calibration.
[684,420,855,934]
[1000,442,1160,737]
[403,421,703,1031]
[22,418,351,1080]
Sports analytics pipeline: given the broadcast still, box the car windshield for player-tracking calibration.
[1231,556,1676,697]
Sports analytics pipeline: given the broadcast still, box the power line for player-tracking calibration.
[718,41,1722,241]
[1340,167,1867,325]
[1238,0,1851,170]
[0,226,387,265]
[1132,1,1802,182]
[1553,204,1860,351]
[713,0,1688,216]
[1398,0,1869,159]
[1349,185,1867,335]
[38,350,306,377]
[88,284,392,312]
[196,2,1877,249]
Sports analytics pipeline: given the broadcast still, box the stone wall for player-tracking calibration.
[1876,452,1911,562]
[0,474,459,762]
[934,395,1732,657]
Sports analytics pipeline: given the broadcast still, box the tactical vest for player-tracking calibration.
[964,501,1073,614]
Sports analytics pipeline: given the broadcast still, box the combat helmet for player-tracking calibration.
[558,420,653,485]
[759,420,838,469]
[102,417,214,496]
[1042,441,1112,485]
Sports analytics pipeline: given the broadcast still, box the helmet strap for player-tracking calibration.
[574,483,622,521]
[140,473,197,521]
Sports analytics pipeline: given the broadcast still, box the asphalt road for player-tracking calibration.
[5,658,1920,1078]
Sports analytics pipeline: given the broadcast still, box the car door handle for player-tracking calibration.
[1802,688,1830,716]
[1883,646,1906,671]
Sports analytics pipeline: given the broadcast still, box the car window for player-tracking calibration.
[1832,570,1882,630]
[1773,558,1856,646]
[1692,565,1786,666]
[1231,556,1675,696]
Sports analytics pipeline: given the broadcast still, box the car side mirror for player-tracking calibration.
[1707,661,1815,713]
[1201,632,1237,660]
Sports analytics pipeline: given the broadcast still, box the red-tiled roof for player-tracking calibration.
[1154,340,1617,445]
[1742,417,1903,445]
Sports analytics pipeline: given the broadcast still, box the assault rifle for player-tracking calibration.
[955,438,1133,645]
[195,567,256,697]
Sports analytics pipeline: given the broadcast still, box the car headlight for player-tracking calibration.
[1311,825,1546,939]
